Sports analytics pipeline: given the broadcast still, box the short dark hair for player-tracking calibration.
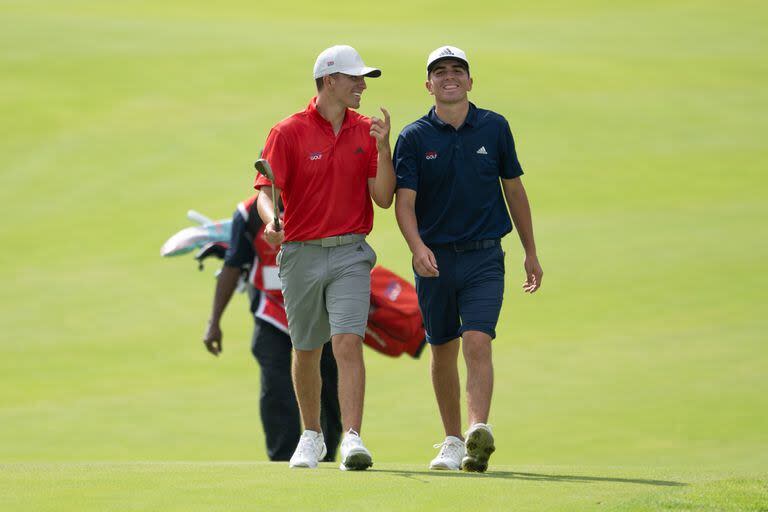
[315,73,340,92]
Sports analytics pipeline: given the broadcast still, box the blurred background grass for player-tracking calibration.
[1,0,766,508]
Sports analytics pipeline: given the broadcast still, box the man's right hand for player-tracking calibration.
[203,321,223,356]
[264,220,285,246]
[412,245,439,277]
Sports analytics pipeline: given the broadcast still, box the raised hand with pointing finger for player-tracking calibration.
[369,107,391,150]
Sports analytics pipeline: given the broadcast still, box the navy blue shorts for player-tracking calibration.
[414,243,505,345]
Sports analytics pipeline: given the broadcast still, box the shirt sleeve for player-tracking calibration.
[393,132,418,191]
[224,210,255,268]
[498,119,524,179]
[255,127,290,190]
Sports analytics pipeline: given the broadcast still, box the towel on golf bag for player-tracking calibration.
[365,266,426,358]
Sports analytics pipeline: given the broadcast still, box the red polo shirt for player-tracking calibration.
[254,97,378,242]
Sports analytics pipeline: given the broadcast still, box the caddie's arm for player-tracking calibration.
[257,187,284,245]
[502,177,543,293]
[368,107,396,208]
[203,265,241,356]
[395,189,439,277]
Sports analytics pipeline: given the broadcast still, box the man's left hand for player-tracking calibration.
[523,254,543,293]
[370,107,391,150]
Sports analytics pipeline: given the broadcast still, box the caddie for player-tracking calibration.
[254,45,396,471]
[393,45,543,472]
[202,194,342,461]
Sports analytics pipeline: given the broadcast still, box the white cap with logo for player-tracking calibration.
[313,45,382,79]
[426,45,470,75]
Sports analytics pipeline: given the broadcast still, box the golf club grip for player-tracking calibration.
[274,216,281,231]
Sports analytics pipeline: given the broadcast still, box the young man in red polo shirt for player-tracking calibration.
[254,45,395,470]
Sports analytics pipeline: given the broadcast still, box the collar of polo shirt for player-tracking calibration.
[428,102,479,129]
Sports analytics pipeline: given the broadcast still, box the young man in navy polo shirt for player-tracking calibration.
[255,45,395,471]
[394,46,543,473]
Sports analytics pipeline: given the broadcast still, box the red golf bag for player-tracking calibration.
[364,266,426,358]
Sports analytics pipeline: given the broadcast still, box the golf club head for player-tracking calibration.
[254,158,281,231]
[254,158,275,182]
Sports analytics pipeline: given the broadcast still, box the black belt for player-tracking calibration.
[431,239,499,252]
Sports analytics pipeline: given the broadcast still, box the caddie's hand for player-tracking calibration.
[413,245,439,277]
[522,254,543,293]
[264,220,285,246]
[203,321,223,356]
[369,107,391,150]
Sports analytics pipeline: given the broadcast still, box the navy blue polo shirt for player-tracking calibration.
[394,103,523,245]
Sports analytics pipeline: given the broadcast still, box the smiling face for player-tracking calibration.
[426,58,472,105]
[325,73,367,109]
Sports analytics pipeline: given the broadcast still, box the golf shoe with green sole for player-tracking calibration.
[461,423,495,473]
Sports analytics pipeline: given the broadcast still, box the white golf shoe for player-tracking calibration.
[462,423,495,473]
[289,430,327,469]
[429,436,465,470]
[339,430,373,471]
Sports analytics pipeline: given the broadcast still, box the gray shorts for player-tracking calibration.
[277,235,377,351]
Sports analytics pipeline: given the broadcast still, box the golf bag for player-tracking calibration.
[365,266,426,358]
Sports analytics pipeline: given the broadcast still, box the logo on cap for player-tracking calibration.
[327,60,334,66]
[439,47,454,57]
[425,151,438,160]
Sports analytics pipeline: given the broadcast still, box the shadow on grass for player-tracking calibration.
[370,469,688,487]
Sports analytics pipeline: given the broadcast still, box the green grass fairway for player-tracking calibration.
[1,0,766,510]
[1,463,765,512]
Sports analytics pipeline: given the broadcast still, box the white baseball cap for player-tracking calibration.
[313,45,382,79]
[426,45,470,75]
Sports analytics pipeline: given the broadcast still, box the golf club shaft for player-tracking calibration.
[254,159,281,231]
[271,187,281,231]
